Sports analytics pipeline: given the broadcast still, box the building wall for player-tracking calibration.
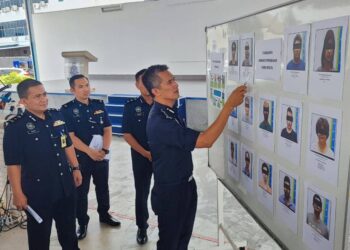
[32,0,291,81]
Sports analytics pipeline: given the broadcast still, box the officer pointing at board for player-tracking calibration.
[143,64,246,249]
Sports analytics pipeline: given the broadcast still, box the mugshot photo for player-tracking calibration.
[241,38,253,67]
[310,113,337,161]
[278,171,296,213]
[306,188,331,240]
[242,149,253,179]
[242,96,253,125]
[313,27,343,73]
[228,140,238,166]
[258,160,272,194]
[229,39,239,66]
[286,31,307,71]
[280,104,300,143]
[231,106,238,119]
[259,98,274,133]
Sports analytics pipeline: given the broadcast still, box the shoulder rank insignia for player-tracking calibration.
[53,120,65,126]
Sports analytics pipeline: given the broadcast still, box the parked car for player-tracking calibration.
[0,67,33,77]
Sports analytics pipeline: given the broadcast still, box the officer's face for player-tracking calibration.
[153,70,179,102]
[71,77,91,101]
[21,84,48,114]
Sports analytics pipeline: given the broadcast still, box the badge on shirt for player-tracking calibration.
[73,108,80,117]
[26,122,39,134]
[135,106,142,116]
[61,133,67,148]
[53,120,65,127]
[94,110,104,115]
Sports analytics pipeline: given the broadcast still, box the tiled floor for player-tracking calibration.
[0,136,281,250]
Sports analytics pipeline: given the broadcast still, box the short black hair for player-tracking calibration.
[293,34,302,46]
[284,176,291,189]
[287,107,293,114]
[316,117,330,138]
[142,64,169,98]
[313,194,322,206]
[69,74,88,88]
[135,69,147,81]
[17,79,42,99]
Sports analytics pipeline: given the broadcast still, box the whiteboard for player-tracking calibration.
[206,0,350,249]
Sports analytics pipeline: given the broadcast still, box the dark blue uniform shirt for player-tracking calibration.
[60,98,111,156]
[3,109,75,205]
[146,101,200,185]
[122,96,152,151]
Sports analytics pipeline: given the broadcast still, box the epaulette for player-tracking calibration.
[91,99,104,104]
[4,114,23,127]
[125,97,138,104]
[48,108,59,112]
[61,100,75,109]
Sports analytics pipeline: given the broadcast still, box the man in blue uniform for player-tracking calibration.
[3,79,82,250]
[122,68,153,245]
[143,65,246,250]
[61,74,120,240]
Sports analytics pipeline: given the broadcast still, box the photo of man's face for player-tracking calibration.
[245,43,250,60]
[245,97,250,116]
[232,42,236,60]
[293,34,302,63]
[230,142,234,160]
[263,101,270,122]
[283,177,291,200]
[262,164,269,184]
[286,109,293,131]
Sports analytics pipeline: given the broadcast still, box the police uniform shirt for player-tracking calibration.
[3,109,75,206]
[60,98,111,155]
[146,101,200,185]
[122,96,152,151]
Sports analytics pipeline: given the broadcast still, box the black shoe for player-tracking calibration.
[136,228,148,245]
[99,215,121,227]
[76,224,88,240]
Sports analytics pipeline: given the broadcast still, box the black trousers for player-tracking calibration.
[151,179,197,250]
[76,156,110,226]
[131,151,153,230]
[26,193,79,250]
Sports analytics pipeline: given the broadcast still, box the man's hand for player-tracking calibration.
[87,148,105,161]
[226,85,247,108]
[143,151,152,162]
[13,191,27,210]
[73,170,83,187]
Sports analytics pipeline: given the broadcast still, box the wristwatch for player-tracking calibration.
[102,148,110,154]
[72,165,80,171]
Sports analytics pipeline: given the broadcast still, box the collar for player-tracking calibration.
[24,109,51,122]
[74,98,91,107]
[139,95,153,106]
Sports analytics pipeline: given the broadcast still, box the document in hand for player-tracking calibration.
[89,134,110,160]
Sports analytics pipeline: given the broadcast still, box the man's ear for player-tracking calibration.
[151,88,159,97]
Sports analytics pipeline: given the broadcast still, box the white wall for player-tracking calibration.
[32,0,292,81]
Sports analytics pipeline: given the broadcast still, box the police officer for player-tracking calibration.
[3,79,82,250]
[122,69,153,245]
[60,74,120,240]
[143,65,246,250]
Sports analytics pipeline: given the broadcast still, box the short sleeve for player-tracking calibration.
[153,119,200,152]
[121,104,131,133]
[3,123,22,165]
[60,107,76,133]
[101,102,111,128]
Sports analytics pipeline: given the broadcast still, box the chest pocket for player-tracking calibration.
[93,110,105,126]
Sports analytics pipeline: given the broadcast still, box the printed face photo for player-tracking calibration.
[229,141,237,166]
[306,188,331,240]
[242,150,252,179]
[286,31,307,71]
[231,107,238,118]
[259,98,274,133]
[313,27,342,73]
[309,113,336,161]
[241,38,253,67]
[242,96,253,125]
[280,104,299,143]
[278,171,296,213]
[258,159,272,194]
[229,40,238,66]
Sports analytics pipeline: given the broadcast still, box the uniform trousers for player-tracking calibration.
[76,156,110,226]
[131,151,153,230]
[151,178,197,250]
[26,193,79,250]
